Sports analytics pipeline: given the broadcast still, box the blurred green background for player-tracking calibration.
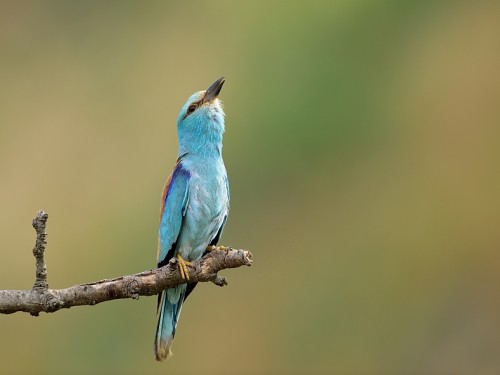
[1,1,499,374]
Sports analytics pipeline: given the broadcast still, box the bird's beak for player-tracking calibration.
[203,77,225,104]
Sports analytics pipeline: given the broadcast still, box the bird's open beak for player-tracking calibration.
[203,77,225,104]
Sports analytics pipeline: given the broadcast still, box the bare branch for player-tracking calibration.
[32,210,49,290]
[0,211,252,316]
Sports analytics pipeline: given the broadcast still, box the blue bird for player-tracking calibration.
[154,77,230,361]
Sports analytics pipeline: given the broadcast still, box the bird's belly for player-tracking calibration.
[177,177,228,261]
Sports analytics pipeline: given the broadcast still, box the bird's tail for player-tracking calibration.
[154,284,187,361]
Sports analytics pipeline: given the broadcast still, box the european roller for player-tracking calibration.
[154,77,230,361]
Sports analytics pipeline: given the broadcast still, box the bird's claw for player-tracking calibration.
[176,254,193,281]
[206,245,230,252]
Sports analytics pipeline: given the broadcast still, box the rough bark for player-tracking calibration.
[0,211,252,316]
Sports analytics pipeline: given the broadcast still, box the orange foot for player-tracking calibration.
[206,245,230,252]
[176,254,193,281]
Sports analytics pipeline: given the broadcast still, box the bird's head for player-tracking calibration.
[176,77,226,156]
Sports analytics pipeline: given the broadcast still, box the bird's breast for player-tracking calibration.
[177,159,229,261]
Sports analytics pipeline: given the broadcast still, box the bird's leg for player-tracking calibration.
[176,254,193,281]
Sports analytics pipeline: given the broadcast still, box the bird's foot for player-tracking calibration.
[176,254,193,281]
[206,245,230,252]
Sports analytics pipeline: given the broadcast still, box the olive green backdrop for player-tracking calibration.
[1,1,499,374]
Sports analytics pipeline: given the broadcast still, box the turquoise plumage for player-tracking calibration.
[154,78,229,361]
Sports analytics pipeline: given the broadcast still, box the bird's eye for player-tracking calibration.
[187,104,197,114]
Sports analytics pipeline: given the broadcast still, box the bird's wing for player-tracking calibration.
[157,158,190,267]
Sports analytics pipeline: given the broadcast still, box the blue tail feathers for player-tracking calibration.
[154,284,187,361]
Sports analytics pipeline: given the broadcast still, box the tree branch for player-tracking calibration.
[32,210,49,290]
[0,211,252,316]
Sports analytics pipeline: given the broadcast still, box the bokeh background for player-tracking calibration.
[1,1,499,374]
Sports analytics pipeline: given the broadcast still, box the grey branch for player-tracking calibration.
[32,210,49,290]
[0,211,252,316]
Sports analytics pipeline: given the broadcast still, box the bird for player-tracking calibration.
[154,77,230,361]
